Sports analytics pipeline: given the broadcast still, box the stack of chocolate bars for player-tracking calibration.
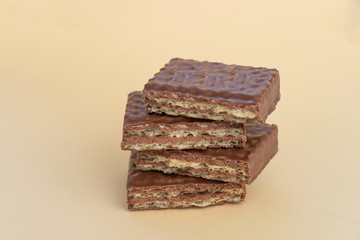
[121,58,280,210]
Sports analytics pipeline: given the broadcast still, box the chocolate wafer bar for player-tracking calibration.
[127,152,246,210]
[143,58,280,123]
[136,124,278,184]
[121,91,247,151]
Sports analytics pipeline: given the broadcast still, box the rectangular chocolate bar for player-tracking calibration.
[143,58,280,123]
[127,152,246,210]
[136,124,278,184]
[121,91,247,151]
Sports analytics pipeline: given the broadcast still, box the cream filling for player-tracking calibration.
[137,165,247,182]
[127,129,244,137]
[131,195,242,209]
[140,154,247,175]
[126,139,240,150]
[147,97,257,119]
[129,188,243,199]
[148,106,250,122]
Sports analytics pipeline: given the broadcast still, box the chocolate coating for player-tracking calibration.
[144,58,279,103]
[138,124,278,184]
[188,124,278,183]
[122,92,246,151]
[127,151,246,210]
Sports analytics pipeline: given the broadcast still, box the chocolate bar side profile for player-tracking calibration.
[143,58,280,123]
[121,91,247,151]
[127,152,246,210]
[136,124,278,184]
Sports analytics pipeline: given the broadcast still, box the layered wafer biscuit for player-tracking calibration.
[121,91,247,151]
[136,124,278,184]
[127,152,246,210]
[143,58,280,123]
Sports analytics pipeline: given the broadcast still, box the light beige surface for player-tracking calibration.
[1,0,360,239]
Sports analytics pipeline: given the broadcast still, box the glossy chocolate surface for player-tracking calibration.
[144,58,279,103]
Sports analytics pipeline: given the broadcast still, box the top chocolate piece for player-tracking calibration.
[143,58,280,123]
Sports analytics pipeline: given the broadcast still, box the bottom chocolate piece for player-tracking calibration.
[127,152,245,211]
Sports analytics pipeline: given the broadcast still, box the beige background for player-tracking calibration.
[1,0,360,239]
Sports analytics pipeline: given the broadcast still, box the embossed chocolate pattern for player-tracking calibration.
[144,58,279,102]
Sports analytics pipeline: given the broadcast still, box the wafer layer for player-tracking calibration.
[136,124,278,184]
[127,152,245,210]
[122,92,246,151]
[143,58,280,123]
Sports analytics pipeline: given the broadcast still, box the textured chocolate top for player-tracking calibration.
[144,58,279,102]
[186,124,277,160]
[124,91,212,126]
[127,152,227,188]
